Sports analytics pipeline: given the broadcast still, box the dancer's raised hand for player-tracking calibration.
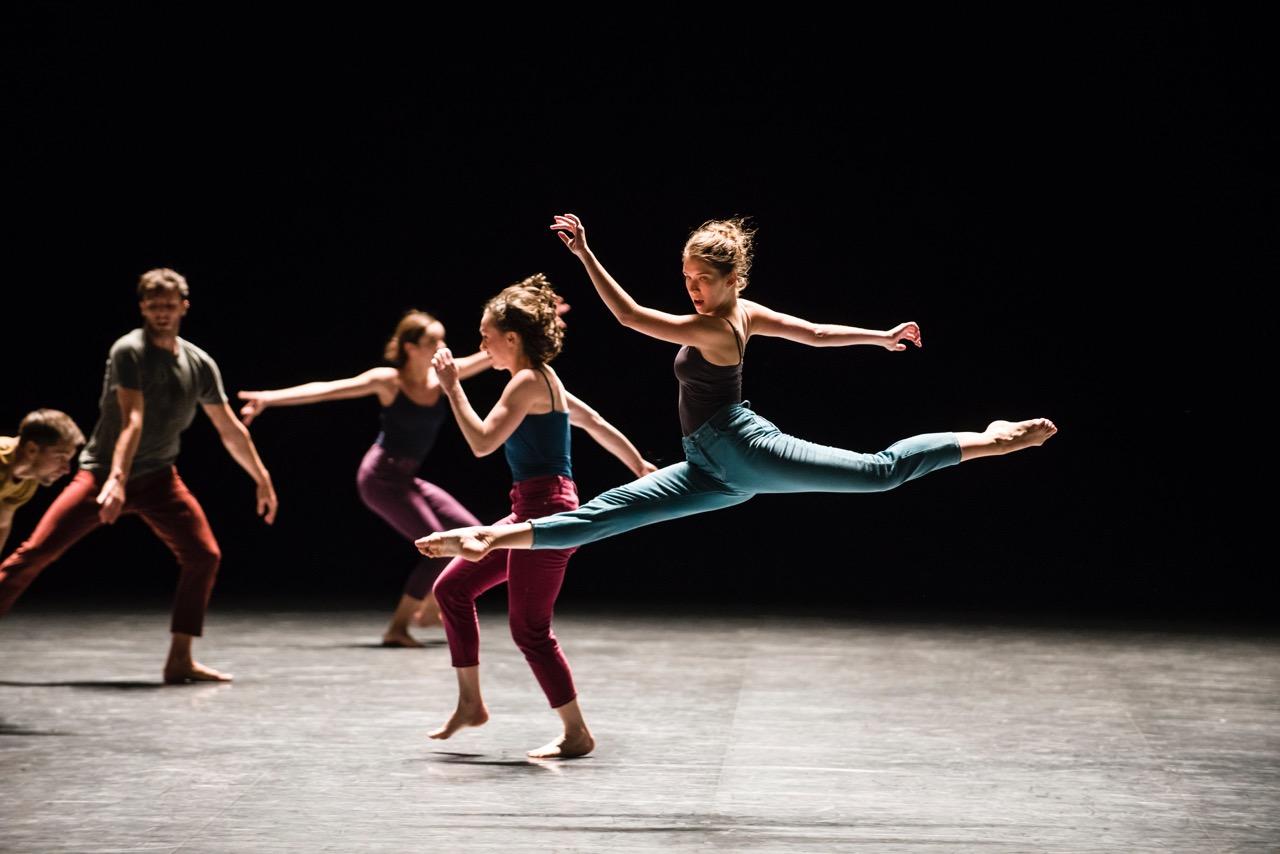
[550,213,589,257]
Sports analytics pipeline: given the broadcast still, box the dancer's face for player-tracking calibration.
[682,256,738,315]
[478,312,520,372]
[403,322,446,366]
[139,290,188,336]
[19,440,77,486]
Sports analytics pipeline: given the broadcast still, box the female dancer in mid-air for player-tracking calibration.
[239,310,488,646]
[417,214,1056,562]
[427,274,654,758]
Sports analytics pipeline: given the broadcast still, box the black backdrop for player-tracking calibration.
[5,8,1269,615]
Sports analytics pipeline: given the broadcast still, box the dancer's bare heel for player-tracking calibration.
[429,701,490,740]
[959,417,1058,461]
[985,418,1057,451]
[527,728,595,759]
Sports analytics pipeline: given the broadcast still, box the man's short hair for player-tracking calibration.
[137,268,190,300]
[18,409,86,448]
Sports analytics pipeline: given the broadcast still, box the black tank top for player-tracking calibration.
[673,316,744,436]
[376,391,448,461]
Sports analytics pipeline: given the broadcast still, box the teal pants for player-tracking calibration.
[531,402,961,549]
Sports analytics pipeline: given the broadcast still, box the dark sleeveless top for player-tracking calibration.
[504,369,572,482]
[376,389,448,461]
[674,316,745,435]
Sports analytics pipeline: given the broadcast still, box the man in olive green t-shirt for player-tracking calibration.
[0,268,279,683]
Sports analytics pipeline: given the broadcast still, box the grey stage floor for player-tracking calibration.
[1,607,1278,853]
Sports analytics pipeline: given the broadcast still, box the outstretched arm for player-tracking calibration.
[237,367,396,424]
[565,392,657,478]
[204,402,278,524]
[550,213,730,351]
[432,349,535,457]
[743,300,921,351]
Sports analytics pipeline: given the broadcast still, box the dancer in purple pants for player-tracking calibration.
[238,310,489,646]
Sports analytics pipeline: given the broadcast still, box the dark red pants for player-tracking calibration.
[432,475,579,709]
[0,467,221,636]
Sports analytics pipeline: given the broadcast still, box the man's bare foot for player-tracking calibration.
[527,729,595,759]
[416,527,494,561]
[429,702,489,740]
[381,630,423,648]
[985,418,1057,452]
[163,660,233,684]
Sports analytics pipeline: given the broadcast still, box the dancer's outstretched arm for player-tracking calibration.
[741,300,922,351]
[432,348,537,457]
[237,352,490,424]
[565,392,657,478]
[549,213,734,351]
[551,213,922,355]
[239,369,396,423]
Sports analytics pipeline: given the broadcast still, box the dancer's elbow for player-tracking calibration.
[467,437,501,457]
[614,307,642,329]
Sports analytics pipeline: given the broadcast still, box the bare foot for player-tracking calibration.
[527,729,595,759]
[985,418,1057,452]
[381,630,423,648]
[416,527,494,561]
[163,660,233,684]
[412,607,442,629]
[429,701,490,740]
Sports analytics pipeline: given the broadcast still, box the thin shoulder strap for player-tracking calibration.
[722,315,744,365]
[537,367,563,412]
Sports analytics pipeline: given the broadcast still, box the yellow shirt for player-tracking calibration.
[0,436,40,509]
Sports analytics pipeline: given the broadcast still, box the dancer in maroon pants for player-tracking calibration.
[428,274,654,758]
[0,269,278,683]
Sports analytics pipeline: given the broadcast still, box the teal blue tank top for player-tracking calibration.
[503,369,572,482]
